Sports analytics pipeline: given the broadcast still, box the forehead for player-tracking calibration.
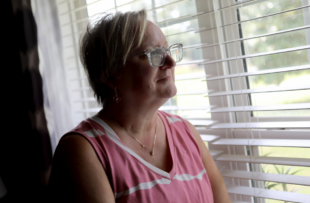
[140,21,168,49]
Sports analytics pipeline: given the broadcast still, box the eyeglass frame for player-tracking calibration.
[132,43,183,67]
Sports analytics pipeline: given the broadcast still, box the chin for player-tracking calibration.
[163,85,177,98]
[171,86,177,97]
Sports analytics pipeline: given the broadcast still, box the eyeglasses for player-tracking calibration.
[133,43,183,67]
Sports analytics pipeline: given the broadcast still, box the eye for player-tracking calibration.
[138,54,148,60]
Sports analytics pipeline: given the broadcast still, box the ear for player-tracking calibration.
[105,65,123,90]
[104,76,117,90]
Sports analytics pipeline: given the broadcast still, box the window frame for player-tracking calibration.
[196,0,310,201]
[56,0,310,201]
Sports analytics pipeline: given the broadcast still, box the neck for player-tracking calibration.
[98,99,164,138]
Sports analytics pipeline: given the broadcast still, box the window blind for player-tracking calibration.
[199,0,310,202]
[56,0,310,202]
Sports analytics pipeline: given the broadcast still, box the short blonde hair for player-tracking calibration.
[80,9,147,104]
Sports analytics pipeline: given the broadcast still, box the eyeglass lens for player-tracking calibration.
[170,44,182,63]
[149,44,183,67]
[150,48,166,67]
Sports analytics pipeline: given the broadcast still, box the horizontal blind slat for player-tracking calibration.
[188,119,217,126]
[165,27,206,37]
[61,0,151,26]
[158,4,310,31]
[177,59,209,66]
[174,73,208,80]
[174,45,310,68]
[60,0,191,16]
[60,0,139,16]
[192,121,310,129]
[210,103,310,112]
[59,0,99,15]
[148,0,190,11]
[217,0,256,11]
[183,43,208,49]
[233,130,310,138]
[212,139,310,147]
[206,64,310,81]
[221,170,310,186]
[159,105,213,111]
[220,4,310,28]
[227,186,310,202]
[201,45,310,66]
[156,11,209,26]
[164,25,310,51]
[215,154,310,167]
[210,121,310,129]
[61,0,204,27]
[198,25,310,50]
[200,134,220,142]
[207,85,310,97]
[209,150,223,157]
[176,90,212,96]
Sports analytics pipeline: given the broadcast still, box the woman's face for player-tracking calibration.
[115,21,177,105]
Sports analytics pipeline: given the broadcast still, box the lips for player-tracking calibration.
[157,76,171,82]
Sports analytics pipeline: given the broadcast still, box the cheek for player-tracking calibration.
[123,58,158,90]
[171,68,176,82]
[131,67,157,88]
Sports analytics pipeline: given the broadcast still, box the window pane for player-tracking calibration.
[160,1,210,119]
[154,0,198,22]
[238,0,310,117]
[259,147,310,201]
[87,0,115,15]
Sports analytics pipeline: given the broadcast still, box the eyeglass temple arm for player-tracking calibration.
[132,50,148,56]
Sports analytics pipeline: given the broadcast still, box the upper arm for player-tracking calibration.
[186,120,231,203]
[48,134,114,203]
[185,121,220,180]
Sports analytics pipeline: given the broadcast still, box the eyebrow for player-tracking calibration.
[133,41,170,55]
[145,41,169,49]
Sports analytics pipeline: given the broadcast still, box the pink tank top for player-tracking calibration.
[65,110,214,202]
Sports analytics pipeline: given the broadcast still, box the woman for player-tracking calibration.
[48,9,231,203]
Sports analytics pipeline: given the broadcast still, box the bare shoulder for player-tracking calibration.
[185,120,209,160]
[185,120,221,177]
[185,120,231,202]
[55,133,91,155]
[54,133,95,163]
[51,134,97,176]
[185,120,201,141]
[48,133,114,203]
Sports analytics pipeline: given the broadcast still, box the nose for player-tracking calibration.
[159,53,176,70]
